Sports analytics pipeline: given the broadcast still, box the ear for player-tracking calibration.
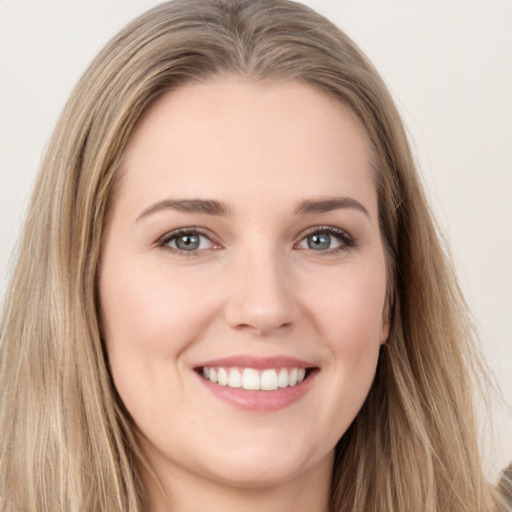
[380,316,390,345]
[380,285,395,344]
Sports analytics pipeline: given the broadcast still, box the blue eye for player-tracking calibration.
[160,229,217,253]
[174,233,201,250]
[159,226,354,255]
[297,227,354,252]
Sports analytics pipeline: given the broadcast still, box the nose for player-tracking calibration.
[224,250,299,337]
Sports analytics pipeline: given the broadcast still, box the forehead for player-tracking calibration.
[116,78,376,218]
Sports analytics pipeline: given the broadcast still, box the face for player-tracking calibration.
[99,78,389,492]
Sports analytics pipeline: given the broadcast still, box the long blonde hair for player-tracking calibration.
[0,1,504,510]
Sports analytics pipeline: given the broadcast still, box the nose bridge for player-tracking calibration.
[224,242,297,335]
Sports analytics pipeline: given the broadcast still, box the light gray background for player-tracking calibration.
[1,0,511,480]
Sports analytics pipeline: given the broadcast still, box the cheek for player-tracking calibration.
[99,261,219,419]
[306,260,388,349]
[302,258,387,416]
[100,261,216,358]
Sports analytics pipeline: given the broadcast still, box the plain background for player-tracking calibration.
[0,0,511,481]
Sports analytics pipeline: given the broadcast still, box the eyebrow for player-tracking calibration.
[137,198,231,221]
[293,196,370,217]
[136,195,369,221]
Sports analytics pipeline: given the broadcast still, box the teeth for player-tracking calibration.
[261,369,278,391]
[278,368,289,388]
[201,366,308,391]
[227,368,242,388]
[289,368,298,386]
[242,368,260,390]
[218,368,228,386]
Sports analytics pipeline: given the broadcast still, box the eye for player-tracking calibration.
[158,228,219,254]
[297,227,355,253]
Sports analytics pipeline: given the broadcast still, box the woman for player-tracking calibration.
[0,0,507,510]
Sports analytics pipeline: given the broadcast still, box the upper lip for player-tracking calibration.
[194,355,316,370]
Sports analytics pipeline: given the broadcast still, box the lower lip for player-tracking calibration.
[196,370,317,412]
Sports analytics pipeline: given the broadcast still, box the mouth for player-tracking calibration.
[195,366,315,391]
[193,356,318,411]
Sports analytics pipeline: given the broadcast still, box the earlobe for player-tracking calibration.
[380,317,390,345]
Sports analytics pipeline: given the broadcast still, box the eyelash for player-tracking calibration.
[156,225,356,257]
[156,227,219,257]
[298,225,356,255]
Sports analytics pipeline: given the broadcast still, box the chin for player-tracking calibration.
[199,443,329,490]
[207,462,303,489]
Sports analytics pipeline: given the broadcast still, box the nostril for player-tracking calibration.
[223,277,299,335]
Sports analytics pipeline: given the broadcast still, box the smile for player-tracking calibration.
[201,367,307,390]
[194,356,317,411]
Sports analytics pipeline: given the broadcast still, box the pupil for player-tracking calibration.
[308,233,330,250]
[176,234,199,250]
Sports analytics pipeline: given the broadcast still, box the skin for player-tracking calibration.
[99,78,390,512]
